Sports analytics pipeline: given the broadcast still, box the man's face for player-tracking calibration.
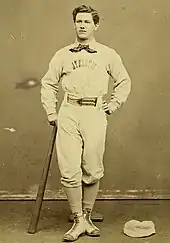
[74,13,98,40]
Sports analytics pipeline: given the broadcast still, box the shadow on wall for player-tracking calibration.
[15,78,40,90]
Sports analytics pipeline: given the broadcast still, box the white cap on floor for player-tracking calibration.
[123,219,156,238]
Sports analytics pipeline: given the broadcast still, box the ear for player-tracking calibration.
[94,23,99,31]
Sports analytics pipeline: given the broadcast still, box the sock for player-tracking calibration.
[63,186,82,214]
[82,181,100,210]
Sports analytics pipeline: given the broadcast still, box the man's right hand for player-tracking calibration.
[48,113,58,126]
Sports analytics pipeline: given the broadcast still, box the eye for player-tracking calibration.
[76,20,82,23]
[85,20,91,24]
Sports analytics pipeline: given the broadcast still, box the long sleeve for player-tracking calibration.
[107,51,131,113]
[41,51,63,118]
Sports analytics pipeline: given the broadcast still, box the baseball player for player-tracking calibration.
[41,4,131,242]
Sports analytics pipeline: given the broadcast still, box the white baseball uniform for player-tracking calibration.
[41,39,131,187]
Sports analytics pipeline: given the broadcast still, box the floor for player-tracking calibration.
[0,200,170,243]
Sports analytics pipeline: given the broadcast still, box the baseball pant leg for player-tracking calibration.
[80,107,107,184]
[56,103,83,214]
[80,107,107,209]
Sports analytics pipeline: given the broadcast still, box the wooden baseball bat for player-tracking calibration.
[28,124,58,234]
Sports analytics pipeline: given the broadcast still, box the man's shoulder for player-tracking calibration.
[49,43,73,63]
[48,44,73,61]
[96,42,119,56]
[52,44,73,56]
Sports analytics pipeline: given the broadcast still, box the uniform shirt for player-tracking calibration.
[41,39,131,118]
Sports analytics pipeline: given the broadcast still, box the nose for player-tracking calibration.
[80,22,85,29]
[80,25,85,29]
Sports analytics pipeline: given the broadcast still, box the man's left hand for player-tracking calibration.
[102,101,113,115]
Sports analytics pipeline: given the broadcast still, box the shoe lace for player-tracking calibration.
[69,213,82,233]
[83,208,92,221]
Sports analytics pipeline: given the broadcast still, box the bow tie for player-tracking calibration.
[69,44,97,53]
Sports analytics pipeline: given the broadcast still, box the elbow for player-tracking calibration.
[119,78,131,105]
[127,78,132,95]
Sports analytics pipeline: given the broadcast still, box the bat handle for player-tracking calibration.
[28,125,57,234]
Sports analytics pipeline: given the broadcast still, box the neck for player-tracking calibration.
[77,36,95,44]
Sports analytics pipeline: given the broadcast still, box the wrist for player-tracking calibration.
[107,103,118,114]
[48,113,58,122]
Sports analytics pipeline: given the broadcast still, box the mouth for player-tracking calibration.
[79,30,87,33]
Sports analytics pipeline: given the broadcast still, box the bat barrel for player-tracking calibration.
[28,125,57,234]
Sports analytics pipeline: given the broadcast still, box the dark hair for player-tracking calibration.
[72,5,99,25]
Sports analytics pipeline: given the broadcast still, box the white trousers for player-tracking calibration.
[56,97,107,187]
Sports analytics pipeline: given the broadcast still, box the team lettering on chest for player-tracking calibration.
[72,59,97,70]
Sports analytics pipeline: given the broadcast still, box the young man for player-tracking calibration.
[41,4,131,242]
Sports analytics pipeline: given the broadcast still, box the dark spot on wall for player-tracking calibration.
[15,78,40,90]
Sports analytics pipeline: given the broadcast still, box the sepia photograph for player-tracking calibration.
[0,0,170,242]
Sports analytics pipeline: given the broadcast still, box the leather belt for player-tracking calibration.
[67,95,97,106]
